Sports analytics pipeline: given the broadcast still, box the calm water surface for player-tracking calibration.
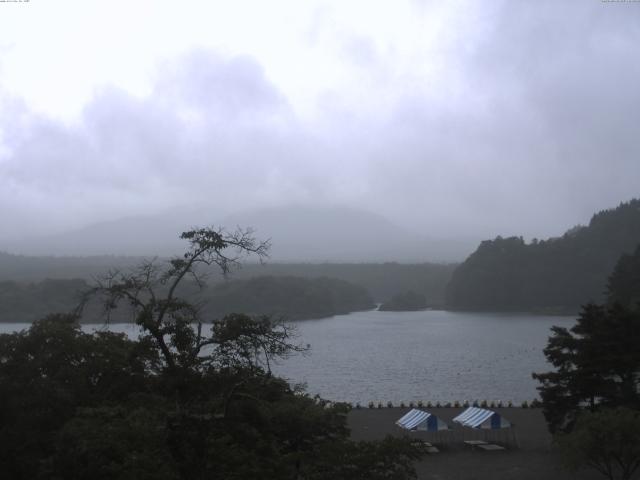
[0,310,575,404]
[274,309,574,404]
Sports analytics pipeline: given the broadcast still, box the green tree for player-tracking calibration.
[0,314,160,479]
[79,226,271,373]
[378,290,427,311]
[608,244,640,309]
[557,408,640,480]
[446,199,640,312]
[533,244,640,434]
[1,227,424,479]
[532,303,640,433]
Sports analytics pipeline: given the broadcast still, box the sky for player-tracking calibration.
[0,0,639,248]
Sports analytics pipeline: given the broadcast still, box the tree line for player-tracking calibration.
[447,199,640,312]
[533,244,640,480]
[0,227,423,479]
[0,275,373,323]
[0,251,457,304]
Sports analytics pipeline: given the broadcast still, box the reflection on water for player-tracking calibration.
[0,309,575,404]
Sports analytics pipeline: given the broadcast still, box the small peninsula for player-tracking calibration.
[378,290,429,311]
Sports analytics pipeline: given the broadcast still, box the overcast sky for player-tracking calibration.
[1,0,639,244]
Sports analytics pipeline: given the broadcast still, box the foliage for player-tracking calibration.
[533,303,640,433]
[0,314,161,479]
[0,278,88,322]
[607,244,640,309]
[556,408,640,480]
[447,199,640,311]
[201,275,374,320]
[0,227,423,479]
[0,275,374,324]
[0,251,457,306]
[77,226,271,371]
[378,290,428,311]
[534,244,640,436]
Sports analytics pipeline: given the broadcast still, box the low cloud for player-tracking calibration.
[1,1,639,246]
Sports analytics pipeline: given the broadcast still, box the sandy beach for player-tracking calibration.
[348,407,603,480]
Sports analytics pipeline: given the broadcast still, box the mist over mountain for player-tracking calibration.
[3,205,477,262]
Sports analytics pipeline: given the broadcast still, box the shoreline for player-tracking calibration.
[348,407,600,479]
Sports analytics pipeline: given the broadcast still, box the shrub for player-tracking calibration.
[426,401,432,408]
[400,402,406,408]
[444,402,452,408]
[453,401,460,408]
[435,401,441,408]
[507,401,513,408]
[472,400,479,407]
[463,400,469,408]
[377,402,383,409]
[417,400,424,408]
[556,408,640,480]
[409,401,414,408]
[387,401,393,408]
[368,401,375,409]
[521,400,529,408]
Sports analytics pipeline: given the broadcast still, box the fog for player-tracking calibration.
[1,0,638,261]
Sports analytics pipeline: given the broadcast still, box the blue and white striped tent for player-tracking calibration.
[452,407,511,429]
[396,409,449,432]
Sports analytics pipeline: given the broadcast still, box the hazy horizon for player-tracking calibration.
[1,1,639,257]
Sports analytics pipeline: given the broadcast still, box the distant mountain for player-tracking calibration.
[446,199,640,312]
[2,212,202,257]
[222,205,474,262]
[3,205,476,262]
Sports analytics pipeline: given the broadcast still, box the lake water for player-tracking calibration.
[0,309,575,404]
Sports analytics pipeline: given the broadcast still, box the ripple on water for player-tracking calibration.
[0,310,575,404]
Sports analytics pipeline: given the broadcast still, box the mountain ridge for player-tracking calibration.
[2,204,476,262]
[446,198,640,312]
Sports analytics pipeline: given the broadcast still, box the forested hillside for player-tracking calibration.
[0,253,139,281]
[200,276,374,320]
[232,263,455,304]
[378,291,428,311]
[0,276,374,323]
[0,279,87,322]
[446,199,640,312]
[0,253,456,304]
[607,243,640,308]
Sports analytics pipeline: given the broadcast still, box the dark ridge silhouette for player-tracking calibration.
[446,199,640,312]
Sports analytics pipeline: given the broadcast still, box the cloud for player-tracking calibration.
[1,1,639,245]
[0,50,339,239]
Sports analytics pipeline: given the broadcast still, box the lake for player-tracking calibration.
[0,309,575,404]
